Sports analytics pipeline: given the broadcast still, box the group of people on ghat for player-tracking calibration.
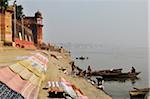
[70,62,104,90]
[71,61,92,77]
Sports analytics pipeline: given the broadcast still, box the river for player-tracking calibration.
[63,44,148,99]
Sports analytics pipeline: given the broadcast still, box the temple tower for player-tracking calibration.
[35,11,43,45]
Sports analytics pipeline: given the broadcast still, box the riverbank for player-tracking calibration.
[38,50,112,99]
[0,47,112,99]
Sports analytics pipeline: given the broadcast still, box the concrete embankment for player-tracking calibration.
[0,47,112,99]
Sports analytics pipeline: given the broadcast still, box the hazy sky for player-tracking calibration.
[12,0,147,47]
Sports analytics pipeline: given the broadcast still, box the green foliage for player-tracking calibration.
[0,0,9,12]
[0,0,24,20]
[16,5,24,20]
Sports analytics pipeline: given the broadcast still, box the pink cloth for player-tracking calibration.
[0,67,39,99]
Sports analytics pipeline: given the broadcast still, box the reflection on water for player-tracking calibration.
[103,77,140,84]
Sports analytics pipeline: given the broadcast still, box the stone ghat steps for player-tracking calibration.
[0,52,49,99]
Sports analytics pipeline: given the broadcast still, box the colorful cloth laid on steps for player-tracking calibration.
[0,53,48,99]
[46,78,88,99]
[0,67,39,99]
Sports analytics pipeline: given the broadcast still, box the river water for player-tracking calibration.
[63,44,148,99]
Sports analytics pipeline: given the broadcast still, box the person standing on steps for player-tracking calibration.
[71,61,75,74]
[131,66,136,73]
[87,65,92,78]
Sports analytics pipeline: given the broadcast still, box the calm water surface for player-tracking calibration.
[66,45,148,99]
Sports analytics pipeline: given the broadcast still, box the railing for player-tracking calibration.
[16,21,33,35]
[12,20,36,49]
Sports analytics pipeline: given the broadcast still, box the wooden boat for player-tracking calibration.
[92,71,141,78]
[92,68,122,75]
[76,56,88,60]
[129,88,150,98]
[101,77,139,82]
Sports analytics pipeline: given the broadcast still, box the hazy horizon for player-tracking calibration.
[11,0,148,48]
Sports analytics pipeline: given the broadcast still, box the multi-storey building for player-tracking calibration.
[0,7,43,48]
[24,11,43,46]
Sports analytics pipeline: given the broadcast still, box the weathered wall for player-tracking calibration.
[0,11,13,43]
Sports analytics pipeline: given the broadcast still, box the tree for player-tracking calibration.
[0,0,9,13]
[16,5,23,20]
